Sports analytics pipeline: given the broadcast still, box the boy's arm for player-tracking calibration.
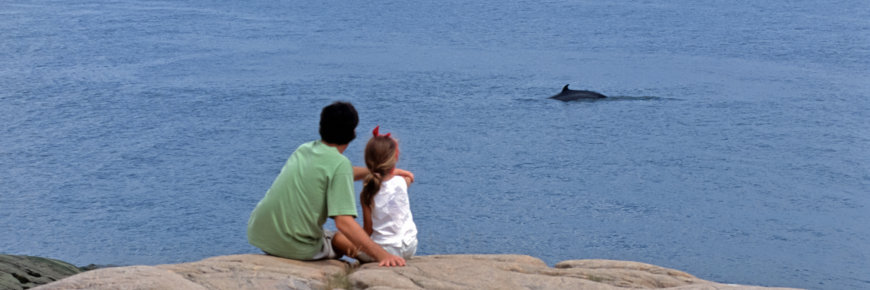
[393,168,415,183]
[352,166,369,181]
[334,215,405,266]
[354,166,415,183]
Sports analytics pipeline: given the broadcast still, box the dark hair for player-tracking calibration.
[319,101,358,145]
[360,136,397,209]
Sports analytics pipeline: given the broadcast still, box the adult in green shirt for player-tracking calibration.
[247,101,410,267]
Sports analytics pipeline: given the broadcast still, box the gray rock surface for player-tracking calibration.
[34,254,348,290]
[350,255,800,290]
[34,254,802,290]
[0,254,83,290]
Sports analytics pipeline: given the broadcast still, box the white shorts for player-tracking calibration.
[357,238,418,263]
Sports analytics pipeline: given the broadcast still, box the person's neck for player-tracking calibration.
[320,140,348,154]
[384,168,396,180]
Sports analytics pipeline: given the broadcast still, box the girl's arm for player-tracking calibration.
[362,204,374,236]
[393,168,414,184]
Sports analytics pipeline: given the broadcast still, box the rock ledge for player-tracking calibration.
[31,254,801,290]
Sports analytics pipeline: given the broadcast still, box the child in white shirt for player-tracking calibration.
[356,126,418,262]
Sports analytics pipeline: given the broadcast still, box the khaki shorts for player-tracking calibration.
[308,230,339,260]
[357,238,418,263]
[262,230,339,260]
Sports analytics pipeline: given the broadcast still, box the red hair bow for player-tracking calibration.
[372,125,391,138]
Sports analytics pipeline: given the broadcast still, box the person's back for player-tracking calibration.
[246,102,408,267]
[357,126,418,262]
[369,175,417,258]
[247,140,356,259]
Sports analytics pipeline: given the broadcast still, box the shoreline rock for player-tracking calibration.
[21,254,800,290]
[0,254,84,290]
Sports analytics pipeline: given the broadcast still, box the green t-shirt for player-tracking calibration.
[247,140,358,259]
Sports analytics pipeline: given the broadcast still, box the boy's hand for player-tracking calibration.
[393,168,414,183]
[378,254,406,267]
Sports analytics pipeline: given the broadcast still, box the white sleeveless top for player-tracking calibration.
[370,175,418,248]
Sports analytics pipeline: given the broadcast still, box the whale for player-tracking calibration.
[549,84,606,101]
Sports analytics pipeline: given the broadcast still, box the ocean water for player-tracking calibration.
[1,1,868,289]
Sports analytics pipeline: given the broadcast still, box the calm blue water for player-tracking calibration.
[2,1,868,289]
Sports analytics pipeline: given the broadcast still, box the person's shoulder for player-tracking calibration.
[295,141,349,165]
[387,175,408,189]
[305,141,344,158]
[293,140,318,153]
[313,142,351,172]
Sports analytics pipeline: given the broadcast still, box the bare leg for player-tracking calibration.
[331,231,361,258]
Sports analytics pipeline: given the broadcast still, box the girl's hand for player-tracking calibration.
[393,168,414,183]
[378,254,406,267]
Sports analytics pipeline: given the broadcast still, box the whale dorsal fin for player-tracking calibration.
[562,84,570,92]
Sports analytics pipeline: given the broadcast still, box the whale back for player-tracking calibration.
[550,84,606,101]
